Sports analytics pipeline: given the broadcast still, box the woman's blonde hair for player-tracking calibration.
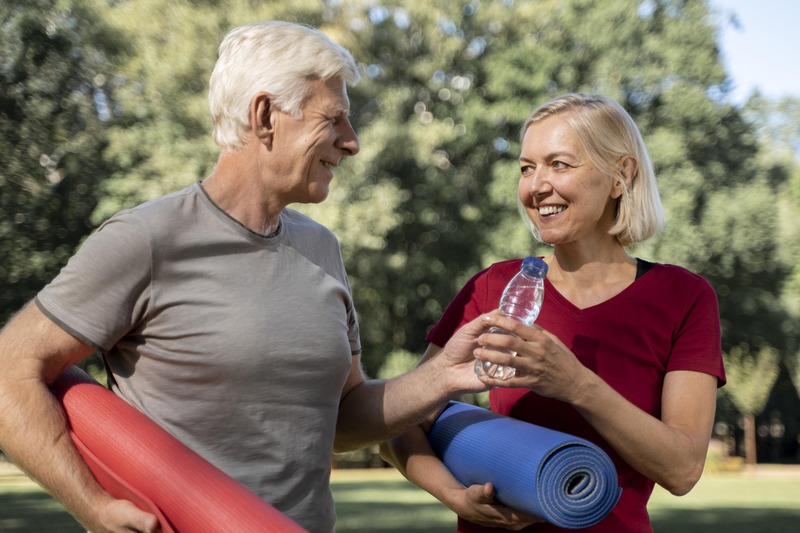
[209,21,360,150]
[520,93,666,246]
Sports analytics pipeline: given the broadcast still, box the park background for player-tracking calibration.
[1,0,799,530]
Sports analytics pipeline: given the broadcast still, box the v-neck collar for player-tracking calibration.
[543,264,655,317]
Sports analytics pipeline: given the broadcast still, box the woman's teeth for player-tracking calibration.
[539,205,565,216]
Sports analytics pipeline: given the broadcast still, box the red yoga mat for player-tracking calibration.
[49,366,307,533]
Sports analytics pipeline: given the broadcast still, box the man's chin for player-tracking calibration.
[304,187,330,205]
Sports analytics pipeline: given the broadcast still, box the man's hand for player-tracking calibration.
[432,313,497,395]
[90,498,162,533]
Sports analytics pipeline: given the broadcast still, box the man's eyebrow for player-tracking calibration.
[332,107,351,117]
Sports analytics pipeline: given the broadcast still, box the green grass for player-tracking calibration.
[330,468,800,533]
[0,475,85,533]
[2,466,799,532]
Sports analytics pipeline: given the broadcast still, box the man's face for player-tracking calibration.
[270,76,359,205]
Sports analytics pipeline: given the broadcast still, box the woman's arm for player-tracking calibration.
[475,314,717,495]
[573,368,716,495]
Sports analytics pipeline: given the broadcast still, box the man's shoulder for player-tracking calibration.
[127,182,199,217]
[101,183,200,230]
[283,208,337,239]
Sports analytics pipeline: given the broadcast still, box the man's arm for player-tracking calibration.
[378,344,541,529]
[0,302,159,533]
[334,313,490,453]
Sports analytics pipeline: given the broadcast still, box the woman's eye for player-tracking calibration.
[552,160,568,169]
[521,165,535,175]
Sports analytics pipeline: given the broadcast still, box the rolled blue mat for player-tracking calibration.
[427,401,621,529]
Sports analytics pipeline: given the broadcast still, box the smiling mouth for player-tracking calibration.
[321,160,335,170]
[538,205,566,216]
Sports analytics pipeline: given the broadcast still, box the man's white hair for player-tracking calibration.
[209,21,360,150]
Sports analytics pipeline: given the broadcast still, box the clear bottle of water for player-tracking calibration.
[475,256,548,380]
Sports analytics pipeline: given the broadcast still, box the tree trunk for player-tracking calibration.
[744,413,757,465]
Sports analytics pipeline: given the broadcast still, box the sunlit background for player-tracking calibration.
[1,2,799,530]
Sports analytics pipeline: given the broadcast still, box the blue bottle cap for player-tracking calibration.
[521,256,548,277]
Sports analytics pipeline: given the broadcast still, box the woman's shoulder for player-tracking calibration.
[474,258,527,283]
[487,257,526,272]
[643,261,717,294]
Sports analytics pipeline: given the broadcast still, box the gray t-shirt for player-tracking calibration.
[37,182,360,532]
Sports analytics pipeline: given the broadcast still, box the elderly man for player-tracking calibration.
[0,21,490,533]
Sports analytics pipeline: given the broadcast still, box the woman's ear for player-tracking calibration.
[611,155,637,199]
[620,156,637,187]
[250,92,275,149]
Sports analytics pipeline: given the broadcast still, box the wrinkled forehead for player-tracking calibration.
[303,76,351,112]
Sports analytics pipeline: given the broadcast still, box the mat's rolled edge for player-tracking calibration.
[428,401,621,529]
[70,431,176,532]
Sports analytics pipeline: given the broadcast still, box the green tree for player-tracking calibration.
[0,0,128,324]
[743,94,800,352]
[743,94,800,158]
[723,344,781,465]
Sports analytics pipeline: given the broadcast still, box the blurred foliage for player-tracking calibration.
[376,349,420,380]
[723,343,781,464]
[2,0,800,460]
[724,344,781,418]
[0,0,127,324]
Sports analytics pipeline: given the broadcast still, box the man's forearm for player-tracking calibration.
[334,361,452,452]
[0,303,114,530]
[0,379,113,530]
[335,314,490,452]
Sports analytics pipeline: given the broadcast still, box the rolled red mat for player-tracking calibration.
[49,366,307,533]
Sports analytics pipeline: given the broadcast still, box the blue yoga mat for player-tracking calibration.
[427,401,621,529]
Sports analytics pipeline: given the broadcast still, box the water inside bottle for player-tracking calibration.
[474,327,523,380]
[474,258,545,381]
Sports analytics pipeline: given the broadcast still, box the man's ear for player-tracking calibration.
[250,92,275,148]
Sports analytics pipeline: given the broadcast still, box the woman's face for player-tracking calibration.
[517,113,622,246]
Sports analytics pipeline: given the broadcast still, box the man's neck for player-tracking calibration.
[203,146,284,235]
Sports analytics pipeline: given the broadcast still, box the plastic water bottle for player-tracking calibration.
[475,256,548,380]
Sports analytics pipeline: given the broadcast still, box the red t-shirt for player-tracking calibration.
[427,259,725,533]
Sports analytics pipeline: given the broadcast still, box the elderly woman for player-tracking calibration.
[383,93,726,532]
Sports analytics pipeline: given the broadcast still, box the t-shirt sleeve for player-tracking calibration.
[666,274,726,386]
[36,212,152,352]
[341,263,361,355]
